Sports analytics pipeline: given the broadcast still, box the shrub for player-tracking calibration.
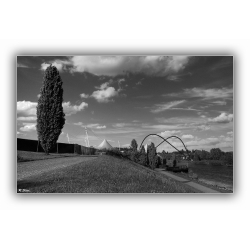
[194,151,201,161]
[106,148,124,158]
[36,65,65,154]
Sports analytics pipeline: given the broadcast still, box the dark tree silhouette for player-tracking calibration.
[130,139,139,162]
[147,143,158,170]
[131,139,138,151]
[36,65,65,154]
[138,146,147,166]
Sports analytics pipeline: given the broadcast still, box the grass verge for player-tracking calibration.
[17,150,89,162]
[17,155,198,193]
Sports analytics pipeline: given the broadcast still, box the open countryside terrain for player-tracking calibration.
[17,152,200,193]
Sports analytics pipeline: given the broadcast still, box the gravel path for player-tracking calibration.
[17,156,97,180]
[155,169,220,193]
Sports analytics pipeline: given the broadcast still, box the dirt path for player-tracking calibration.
[155,169,220,193]
[17,156,97,180]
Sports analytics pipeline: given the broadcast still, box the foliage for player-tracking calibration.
[194,151,201,161]
[147,142,158,170]
[130,139,138,151]
[36,65,65,154]
[220,151,233,165]
[210,148,222,160]
[106,148,128,159]
[138,146,147,166]
[129,139,139,162]
[200,150,210,160]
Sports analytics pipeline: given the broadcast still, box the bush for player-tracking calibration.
[106,148,129,159]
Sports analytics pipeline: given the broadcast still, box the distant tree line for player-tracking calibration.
[107,139,233,167]
[187,148,233,165]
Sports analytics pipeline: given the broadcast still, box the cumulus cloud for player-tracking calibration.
[118,78,125,85]
[42,56,190,76]
[208,113,233,123]
[41,59,71,72]
[227,131,233,136]
[91,82,120,103]
[74,122,83,126]
[80,93,89,98]
[96,125,106,129]
[17,101,37,116]
[20,123,37,132]
[17,100,88,118]
[151,100,186,113]
[63,102,88,116]
[182,134,194,139]
[158,135,233,152]
[165,87,233,99]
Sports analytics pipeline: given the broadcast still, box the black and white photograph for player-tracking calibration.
[17,56,233,193]
[2,0,250,249]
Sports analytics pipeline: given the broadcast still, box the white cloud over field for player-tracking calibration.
[41,56,190,76]
[17,101,37,116]
[62,102,88,116]
[20,123,37,132]
[17,100,88,118]
[90,81,121,103]
[208,113,233,123]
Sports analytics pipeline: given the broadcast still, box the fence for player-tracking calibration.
[17,138,96,155]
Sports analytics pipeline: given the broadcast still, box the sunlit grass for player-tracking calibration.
[17,155,197,193]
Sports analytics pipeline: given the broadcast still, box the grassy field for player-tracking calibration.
[17,155,198,193]
[17,150,87,162]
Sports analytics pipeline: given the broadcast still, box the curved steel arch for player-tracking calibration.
[139,134,189,156]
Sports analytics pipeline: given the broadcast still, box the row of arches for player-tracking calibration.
[139,134,190,156]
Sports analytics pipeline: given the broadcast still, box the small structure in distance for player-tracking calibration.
[97,139,113,150]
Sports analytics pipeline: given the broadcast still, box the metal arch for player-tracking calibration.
[139,134,189,156]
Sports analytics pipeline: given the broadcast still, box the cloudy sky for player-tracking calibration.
[17,56,233,152]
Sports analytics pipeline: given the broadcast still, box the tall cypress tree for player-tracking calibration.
[36,65,65,154]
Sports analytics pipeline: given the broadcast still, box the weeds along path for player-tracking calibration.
[17,156,97,181]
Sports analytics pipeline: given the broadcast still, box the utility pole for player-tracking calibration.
[118,140,120,151]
